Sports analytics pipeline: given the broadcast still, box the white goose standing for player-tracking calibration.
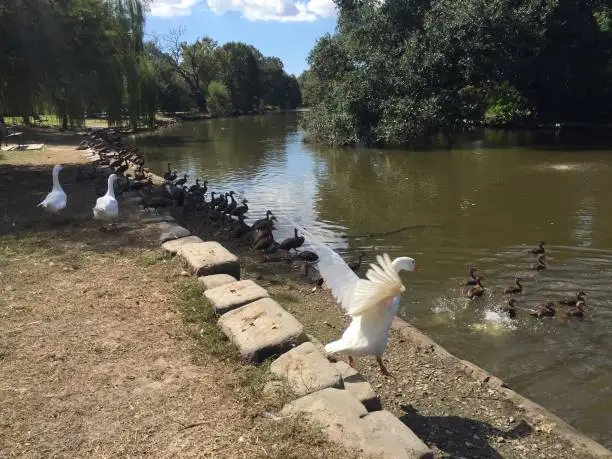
[292,223,417,376]
[38,164,67,214]
[93,174,119,229]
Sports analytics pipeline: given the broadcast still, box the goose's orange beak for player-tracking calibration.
[413,264,419,272]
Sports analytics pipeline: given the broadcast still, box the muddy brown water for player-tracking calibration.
[132,113,612,449]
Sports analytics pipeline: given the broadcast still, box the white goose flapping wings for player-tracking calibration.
[287,221,405,317]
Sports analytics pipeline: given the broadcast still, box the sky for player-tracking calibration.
[145,0,338,76]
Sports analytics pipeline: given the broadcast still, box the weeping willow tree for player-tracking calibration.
[0,0,156,129]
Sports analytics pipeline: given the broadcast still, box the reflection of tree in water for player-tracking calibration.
[136,113,298,184]
[308,140,599,257]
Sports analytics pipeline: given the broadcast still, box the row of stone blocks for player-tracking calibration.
[157,221,433,459]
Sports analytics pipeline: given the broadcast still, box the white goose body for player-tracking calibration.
[288,221,416,375]
[93,174,119,221]
[38,164,67,214]
[325,295,400,357]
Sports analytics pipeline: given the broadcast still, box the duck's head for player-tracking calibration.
[577,291,587,300]
[508,298,517,306]
[576,300,587,310]
[53,164,63,175]
[469,266,478,275]
[539,240,546,247]
[266,210,273,217]
[271,216,278,222]
[243,199,249,204]
[537,254,546,263]
[229,190,235,196]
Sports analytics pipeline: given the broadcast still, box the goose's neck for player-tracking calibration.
[52,169,63,192]
[106,177,116,198]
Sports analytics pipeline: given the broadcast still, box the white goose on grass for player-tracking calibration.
[290,222,417,376]
[93,174,119,229]
[38,164,67,214]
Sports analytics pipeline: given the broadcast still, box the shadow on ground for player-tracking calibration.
[399,404,533,458]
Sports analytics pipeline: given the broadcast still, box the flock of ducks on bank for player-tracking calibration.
[464,240,589,321]
[67,129,367,269]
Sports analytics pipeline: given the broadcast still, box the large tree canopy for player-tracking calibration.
[302,0,612,147]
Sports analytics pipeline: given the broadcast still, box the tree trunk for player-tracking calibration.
[196,91,207,113]
[61,114,68,130]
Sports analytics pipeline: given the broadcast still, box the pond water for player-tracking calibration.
[132,113,612,449]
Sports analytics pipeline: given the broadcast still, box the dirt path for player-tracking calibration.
[0,138,350,458]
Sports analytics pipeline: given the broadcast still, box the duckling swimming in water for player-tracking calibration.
[530,302,556,318]
[504,277,523,294]
[465,267,479,286]
[559,291,587,307]
[500,298,518,319]
[529,240,546,254]
[530,254,546,271]
[565,300,586,318]
[466,278,485,300]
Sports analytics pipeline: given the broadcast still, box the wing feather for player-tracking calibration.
[347,253,405,316]
[283,220,405,317]
[284,219,359,312]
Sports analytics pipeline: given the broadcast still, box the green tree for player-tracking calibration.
[163,28,218,113]
[216,42,261,113]
[303,0,612,147]
[207,81,232,116]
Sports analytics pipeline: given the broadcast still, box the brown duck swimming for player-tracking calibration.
[504,277,523,294]
[501,298,518,319]
[559,291,587,307]
[530,302,556,318]
[529,240,546,254]
[566,300,586,318]
[530,254,546,271]
[465,267,479,286]
[466,278,485,300]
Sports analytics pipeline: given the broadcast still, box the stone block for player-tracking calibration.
[282,388,432,459]
[270,342,343,396]
[334,361,382,412]
[361,410,433,459]
[157,222,191,243]
[198,274,237,291]
[179,241,240,279]
[161,235,204,254]
[218,298,307,363]
[204,280,269,315]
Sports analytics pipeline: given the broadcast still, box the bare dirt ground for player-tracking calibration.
[0,135,352,458]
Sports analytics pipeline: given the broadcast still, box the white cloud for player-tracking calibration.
[150,0,200,17]
[206,0,336,22]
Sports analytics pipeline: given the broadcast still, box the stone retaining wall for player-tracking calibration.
[156,220,433,458]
